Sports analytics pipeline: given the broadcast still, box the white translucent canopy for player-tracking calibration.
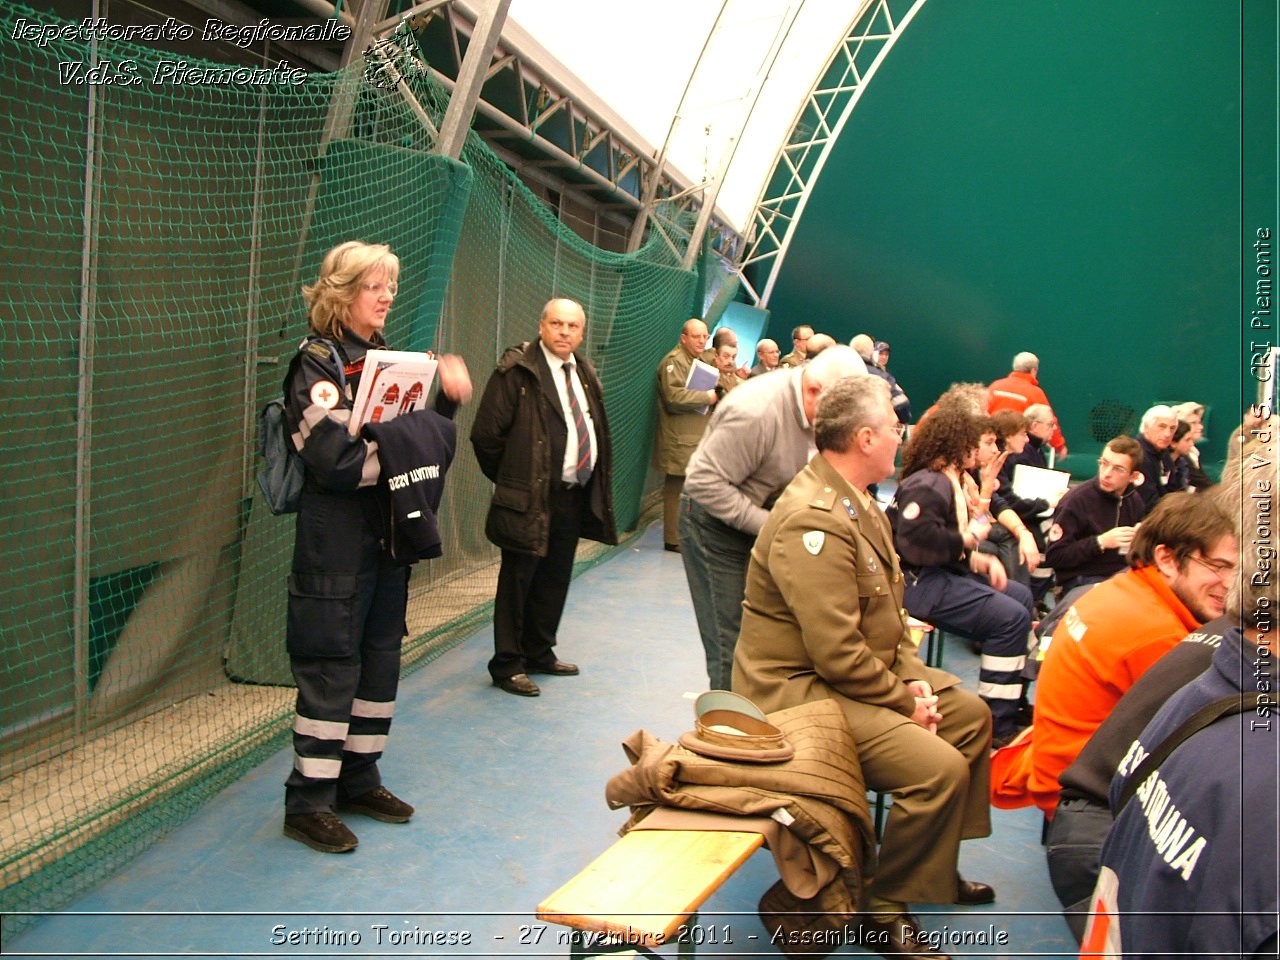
[506,0,863,232]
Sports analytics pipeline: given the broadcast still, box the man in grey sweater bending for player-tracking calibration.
[679,345,865,689]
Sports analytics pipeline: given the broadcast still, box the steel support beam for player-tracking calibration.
[380,0,740,257]
[737,0,928,306]
[434,0,512,159]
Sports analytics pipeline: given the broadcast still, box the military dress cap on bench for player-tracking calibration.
[677,691,795,763]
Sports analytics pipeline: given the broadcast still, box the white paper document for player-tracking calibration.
[1011,463,1070,505]
[348,350,438,434]
[685,358,719,413]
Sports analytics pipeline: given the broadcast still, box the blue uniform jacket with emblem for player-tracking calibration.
[1085,626,1279,957]
[889,468,968,576]
[733,453,960,743]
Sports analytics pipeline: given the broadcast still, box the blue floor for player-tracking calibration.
[5,522,1075,959]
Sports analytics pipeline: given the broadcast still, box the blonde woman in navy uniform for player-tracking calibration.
[281,241,471,853]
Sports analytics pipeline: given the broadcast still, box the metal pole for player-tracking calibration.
[73,0,104,736]
[681,3,802,271]
[626,0,729,253]
[287,0,390,323]
[241,67,270,500]
[434,0,513,160]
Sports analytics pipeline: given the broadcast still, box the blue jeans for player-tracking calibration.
[678,496,756,690]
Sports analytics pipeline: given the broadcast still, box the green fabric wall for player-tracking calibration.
[766,0,1272,475]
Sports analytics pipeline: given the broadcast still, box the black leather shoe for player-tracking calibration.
[664,542,681,553]
[955,877,996,905]
[858,913,950,958]
[494,673,540,696]
[527,660,579,676]
[283,812,357,853]
[337,786,414,823]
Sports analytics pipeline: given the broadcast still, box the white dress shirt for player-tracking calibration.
[540,340,599,484]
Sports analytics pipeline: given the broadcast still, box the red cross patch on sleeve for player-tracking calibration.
[310,380,340,410]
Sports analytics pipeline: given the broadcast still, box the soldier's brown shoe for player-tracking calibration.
[336,786,415,823]
[283,812,358,853]
[955,878,996,905]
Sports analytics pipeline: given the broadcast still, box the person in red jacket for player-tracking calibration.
[987,352,1067,458]
[989,492,1237,817]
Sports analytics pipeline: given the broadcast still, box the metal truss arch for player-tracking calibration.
[355,0,741,257]
[737,0,929,307]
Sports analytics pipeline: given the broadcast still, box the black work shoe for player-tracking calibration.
[336,786,414,823]
[494,673,540,696]
[858,913,951,958]
[955,877,996,905]
[664,542,681,553]
[284,811,358,853]
[527,659,579,676]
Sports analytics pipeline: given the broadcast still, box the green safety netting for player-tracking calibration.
[0,2,703,928]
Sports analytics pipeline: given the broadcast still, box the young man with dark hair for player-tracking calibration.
[1044,435,1148,593]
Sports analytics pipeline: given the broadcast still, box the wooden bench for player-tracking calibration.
[536,828,764,958]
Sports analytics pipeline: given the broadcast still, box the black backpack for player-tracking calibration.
[256,338,346,515]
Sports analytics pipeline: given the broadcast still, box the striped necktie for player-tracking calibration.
[564,363,593,485]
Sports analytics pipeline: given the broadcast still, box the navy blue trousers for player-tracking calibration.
[903,566,1033,737]
[285,490,408,814]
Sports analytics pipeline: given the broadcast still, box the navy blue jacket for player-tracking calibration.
[889,470,967,575]
[1092,626,1279,957]
[1044,477,1147,584]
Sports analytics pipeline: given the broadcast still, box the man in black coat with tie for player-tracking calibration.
[471,298,617,697]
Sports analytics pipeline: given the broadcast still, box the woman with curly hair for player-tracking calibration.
[890,405,1035,748]
[900,404,978,478]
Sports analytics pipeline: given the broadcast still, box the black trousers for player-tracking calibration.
[488,484,585,680]
[1045,794,1112,944]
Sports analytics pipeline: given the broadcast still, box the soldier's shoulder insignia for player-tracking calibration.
[841,497,858,520]
[802,531,825,555]
[807,486,835,511]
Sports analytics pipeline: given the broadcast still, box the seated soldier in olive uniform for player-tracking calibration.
[734,375,995,960]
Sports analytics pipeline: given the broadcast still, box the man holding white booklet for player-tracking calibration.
[653,318,719,552]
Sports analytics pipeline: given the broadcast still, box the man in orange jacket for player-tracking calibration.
[989,492,1236,816]
[987,351,1067,458]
